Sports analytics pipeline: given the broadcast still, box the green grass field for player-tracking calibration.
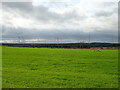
[2,47,118,88]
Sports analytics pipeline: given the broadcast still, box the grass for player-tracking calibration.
[2,46,118,88]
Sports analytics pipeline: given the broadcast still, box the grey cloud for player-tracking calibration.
[2,26,118,42]
[95,11,114,17]
[94,8,117,17]
[101,2,116,7]
[1,2,118,43]
[2,2,33,12]
[33,6,85,23]
[3,2,86,24]
[94,2,117,17]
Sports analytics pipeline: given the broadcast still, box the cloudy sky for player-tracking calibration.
[0,0,119,43]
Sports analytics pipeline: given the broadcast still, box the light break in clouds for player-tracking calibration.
[0,0,119,43]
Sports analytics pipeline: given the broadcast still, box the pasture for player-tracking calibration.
[2,47,118,88]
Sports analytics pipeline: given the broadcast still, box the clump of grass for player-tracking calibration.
[30,67,38,70]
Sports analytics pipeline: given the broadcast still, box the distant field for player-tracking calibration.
[2,47,118,88]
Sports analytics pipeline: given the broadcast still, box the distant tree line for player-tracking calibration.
[1,43,120,49]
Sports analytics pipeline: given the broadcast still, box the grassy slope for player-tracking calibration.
[2,47,118,88]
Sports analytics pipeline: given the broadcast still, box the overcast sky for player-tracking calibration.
[0,0,119,43]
